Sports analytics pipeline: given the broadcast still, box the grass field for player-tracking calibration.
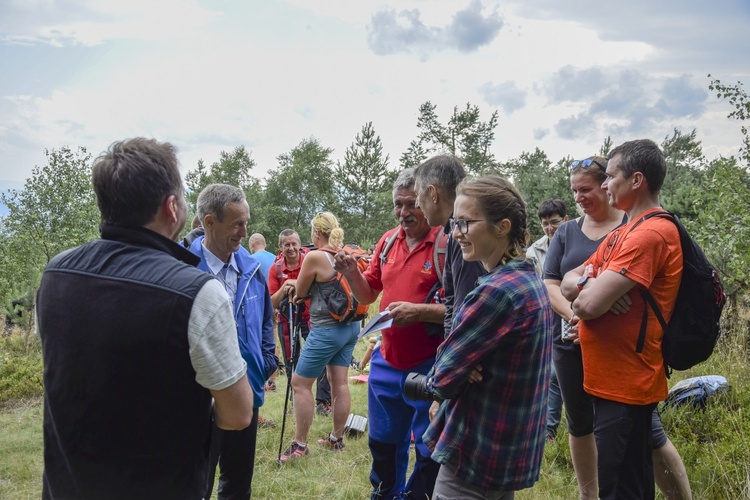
[1,311,749,499]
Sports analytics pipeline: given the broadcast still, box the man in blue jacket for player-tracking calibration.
[190,183,278,500]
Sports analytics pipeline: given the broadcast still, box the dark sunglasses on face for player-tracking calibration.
[570,158,606,173]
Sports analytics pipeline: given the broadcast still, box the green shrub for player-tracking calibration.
[0,332,44,404]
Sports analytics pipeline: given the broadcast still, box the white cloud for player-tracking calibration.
[0,0,747,186]
[0,0,218,46]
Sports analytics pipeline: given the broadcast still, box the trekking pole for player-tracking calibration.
[276,301,297,463]
[287,300,295,382]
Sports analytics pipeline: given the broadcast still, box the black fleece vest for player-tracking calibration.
[38,225,214,500]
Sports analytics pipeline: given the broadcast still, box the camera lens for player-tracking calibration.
[404,372,437,401]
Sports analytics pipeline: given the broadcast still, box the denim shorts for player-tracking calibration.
[295,322,359,379]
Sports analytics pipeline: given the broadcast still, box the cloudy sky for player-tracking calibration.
[1,0,749,189]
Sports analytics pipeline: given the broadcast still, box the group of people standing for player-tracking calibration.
[36,136,690,500]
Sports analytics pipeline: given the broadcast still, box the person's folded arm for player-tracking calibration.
[572,269,637,320]
[560,264,586,302]
[429,285,513,400]
[544,279,574,322]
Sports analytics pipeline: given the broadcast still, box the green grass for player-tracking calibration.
[0,397,44,499]
[2,312,749,498]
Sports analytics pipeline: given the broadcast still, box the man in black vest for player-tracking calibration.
[37,138,254,500]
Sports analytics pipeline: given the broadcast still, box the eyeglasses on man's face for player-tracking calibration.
[541,218,564,228]
[570,158,606,173]
[449,217,485,235]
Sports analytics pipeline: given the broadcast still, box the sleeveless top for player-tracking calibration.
[308,251,341,327]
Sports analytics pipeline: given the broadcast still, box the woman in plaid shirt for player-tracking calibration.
[423,176,553,499]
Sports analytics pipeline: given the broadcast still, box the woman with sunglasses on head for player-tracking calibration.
[278,212,360,462]
[423,176,552,499]
[544,156,691,499]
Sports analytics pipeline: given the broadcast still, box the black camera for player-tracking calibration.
[403,372,443,402]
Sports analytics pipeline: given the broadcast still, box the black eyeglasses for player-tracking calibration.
[449,218,485,235]
[570,158,606,173]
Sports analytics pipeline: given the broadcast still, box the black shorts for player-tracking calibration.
[553,344,669,447]
[593,398,658,499]
[553,345,593,436]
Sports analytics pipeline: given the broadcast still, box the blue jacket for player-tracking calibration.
[190,236,277,408]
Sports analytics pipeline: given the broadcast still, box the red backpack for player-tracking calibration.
[319,247,371,324]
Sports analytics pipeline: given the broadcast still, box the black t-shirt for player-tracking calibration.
[543,217,609,350]
[443,229,487,337]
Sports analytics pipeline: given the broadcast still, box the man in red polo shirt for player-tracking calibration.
[335,168,445,500]
[268,229,331,416]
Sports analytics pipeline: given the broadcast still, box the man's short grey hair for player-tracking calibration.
[392,168,416,196]
[249,233,266,245]
[197,184,246,222]
[414,155,467,201]
[278,229,301,247]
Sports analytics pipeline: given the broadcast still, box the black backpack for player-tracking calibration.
[631,211,727,376]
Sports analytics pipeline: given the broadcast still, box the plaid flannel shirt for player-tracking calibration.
[423,258,553,491]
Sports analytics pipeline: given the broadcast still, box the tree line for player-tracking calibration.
[2,77,749,328]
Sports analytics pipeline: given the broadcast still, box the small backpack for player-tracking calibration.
[630,211,727,375]
[319,247,371,324]
[662,375,730,409]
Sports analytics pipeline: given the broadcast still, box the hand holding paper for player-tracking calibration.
[358,311,393,338]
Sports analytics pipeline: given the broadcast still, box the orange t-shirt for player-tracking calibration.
[579,209,682,405]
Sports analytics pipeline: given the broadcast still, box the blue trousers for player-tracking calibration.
[368,349,440,499]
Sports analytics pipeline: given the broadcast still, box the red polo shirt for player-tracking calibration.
[268,252,310,324]
[364,226,444,370]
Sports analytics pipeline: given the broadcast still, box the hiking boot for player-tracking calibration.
[315,401,332,416]
[258,416,277,428]
[279,441,309,463]
[317,433,345,451]
[265,380,276,392]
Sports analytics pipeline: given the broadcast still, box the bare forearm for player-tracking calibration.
[342,269,380,305]
[270,289,285,310]
[211,376,254,430]
[544,281,574,323]
[561,266,584,302]
[415,303,446,324]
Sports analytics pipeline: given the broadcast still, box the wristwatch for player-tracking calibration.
[577,275,590,291]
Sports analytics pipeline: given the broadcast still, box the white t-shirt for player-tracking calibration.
[188,279,247,390]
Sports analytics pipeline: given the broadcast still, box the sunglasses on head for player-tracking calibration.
[570,158,606,173]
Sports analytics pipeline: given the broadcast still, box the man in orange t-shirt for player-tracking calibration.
[561,139,683,500]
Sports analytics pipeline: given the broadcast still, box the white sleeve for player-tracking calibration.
[188,279,247,390]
